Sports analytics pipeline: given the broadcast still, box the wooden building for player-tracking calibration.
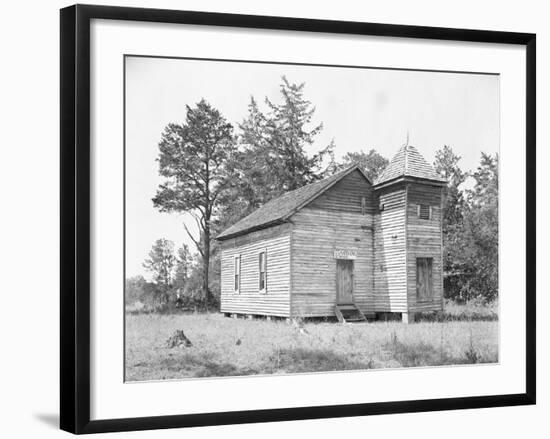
[216,144,447,323]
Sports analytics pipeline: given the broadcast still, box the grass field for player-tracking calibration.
[125,303,498,381]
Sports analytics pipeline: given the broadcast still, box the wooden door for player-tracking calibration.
[336,259,354,304]
[416,257,433,300]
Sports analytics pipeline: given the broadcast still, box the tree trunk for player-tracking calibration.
[203,226,210,308]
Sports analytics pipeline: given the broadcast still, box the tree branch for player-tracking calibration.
[190,212,207,235]
[175,168,207,198]
[183,221,204,258]
[211,178,231,204]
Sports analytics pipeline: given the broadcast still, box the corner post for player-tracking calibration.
[402,312,415,324]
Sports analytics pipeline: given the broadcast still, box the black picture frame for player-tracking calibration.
[60,4,536,434]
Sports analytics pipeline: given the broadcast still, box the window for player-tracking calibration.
[416,257,434,300]
[259,250,267,293]
[234,255,240,293]
[361,197,366,215]
[417,204,431,220]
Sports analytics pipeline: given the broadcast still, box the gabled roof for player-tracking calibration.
[374,144,446,187]
[216,165,371,240]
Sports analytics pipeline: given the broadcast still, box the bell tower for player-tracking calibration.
[373,143,447,322]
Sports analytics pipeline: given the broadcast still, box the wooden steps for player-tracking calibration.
[334,303,367,323]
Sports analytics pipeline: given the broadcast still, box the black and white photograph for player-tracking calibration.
[0,0,545,435]
[124,56,500,382]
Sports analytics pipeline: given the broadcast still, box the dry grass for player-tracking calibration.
[441,299,499,321]
[125,308,498,381]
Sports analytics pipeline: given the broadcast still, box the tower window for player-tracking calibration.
[417,204,431,220]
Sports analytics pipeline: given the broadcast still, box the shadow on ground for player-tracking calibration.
[141,348,375,378]
[157,353,259,378]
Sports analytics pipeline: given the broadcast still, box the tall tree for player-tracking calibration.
[433,145,468,299]
[263,76,334,191]
[337,149,389,181]
[460,153,499,301]
[142,238,176,302]
[468,153,498,207]
[236,77,335,208]
[153,99,236,304]
[434,145,467,228]
[434,149,499,302]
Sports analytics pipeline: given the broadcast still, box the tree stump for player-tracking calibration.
[165,330,193,348]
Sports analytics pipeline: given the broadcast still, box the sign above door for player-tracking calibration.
[334,248,358,260]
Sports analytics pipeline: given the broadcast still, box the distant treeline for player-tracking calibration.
[125,77,498,312]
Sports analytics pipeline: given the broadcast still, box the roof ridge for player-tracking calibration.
[284,163,356,195]
[279,164,362,220]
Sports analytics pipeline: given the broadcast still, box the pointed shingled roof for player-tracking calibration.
[216,165,370,240]
[374,144,446,186]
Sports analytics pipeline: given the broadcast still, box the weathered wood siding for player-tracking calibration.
[309,169,376,214]
[220,223,291,316]
[291,170,375,317]
[373,184,408,312]
[406,183,444,312]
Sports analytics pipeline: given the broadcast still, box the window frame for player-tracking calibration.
[233,254,241,294]
[417,203,432,220]
[258,249,267,294]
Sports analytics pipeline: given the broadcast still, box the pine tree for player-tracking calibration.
[236,77,335,208]
[153,100,236,305]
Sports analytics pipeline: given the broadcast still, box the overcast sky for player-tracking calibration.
[125,56,499,279]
